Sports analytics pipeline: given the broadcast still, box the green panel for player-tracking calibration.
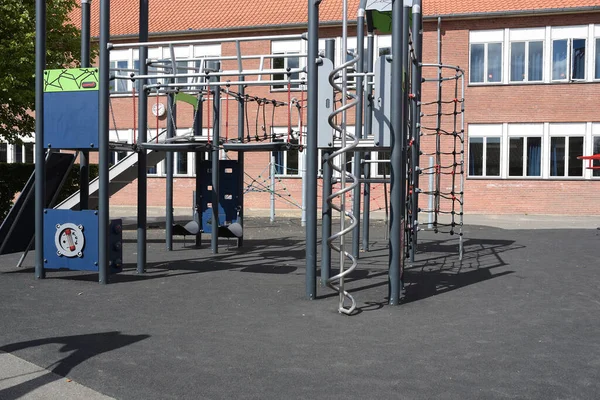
[370,9,412,34]
[175,92,199,110]
[44,68,99,93]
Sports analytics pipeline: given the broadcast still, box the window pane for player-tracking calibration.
[593,137,600,177]
[552,40,568,80]
[285,139,299,175]
[508,137,523,176]
[24,143,34,163]
[526,137,542,177]
[528,41,544,82]
[470,44,484,83]
[133,60,141,91]
[177,152,188,175]
[487,43,502,83]
[272,57,285,89]
[568,136,584,177]
[469,137,483,176]
[288,56,300,88]
[572,39,586,80]
[550,137,565,176]
[486,137,501,176]
[378,151,390,176]
[0,143,6,163]
[510,42,525,82]
[596,39,600,80]
[14,145,23,163]
[115,60,128,92]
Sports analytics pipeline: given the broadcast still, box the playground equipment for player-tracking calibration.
[17,0,466,314]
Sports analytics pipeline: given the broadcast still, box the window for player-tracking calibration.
[0,143,7,163]
[110,60,128,93]
[508,137,542,177]
[469,35,503,84]
[595,38,600,80]
[468,124,502,177]
[593,136,600,177]
[374,151,390,177]
[549,136,584,177]
[271,40,303,90]
[273,134,301,177]
[176,152,189,175]
[110,146,129,166]
[510,41,544,82]
[552,38,586,81]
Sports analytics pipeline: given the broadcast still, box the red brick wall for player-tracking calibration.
[101,14,600,216]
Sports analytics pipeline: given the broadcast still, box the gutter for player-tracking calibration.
[423,6,600,21]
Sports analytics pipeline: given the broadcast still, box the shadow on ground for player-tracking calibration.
[0,332,149,400]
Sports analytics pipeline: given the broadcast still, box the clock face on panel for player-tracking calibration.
[152,102,166,117]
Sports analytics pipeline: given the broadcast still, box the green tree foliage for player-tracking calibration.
[0,0,85,143]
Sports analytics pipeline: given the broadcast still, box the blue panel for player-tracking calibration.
[199,160,241,234]
[43,91,99,149]
[44,209,99,271]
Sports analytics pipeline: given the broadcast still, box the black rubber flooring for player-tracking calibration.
[0,218,599,399]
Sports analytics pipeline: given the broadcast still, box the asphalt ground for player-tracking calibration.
[0,218,599,399]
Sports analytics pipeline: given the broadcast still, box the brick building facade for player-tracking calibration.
[4,1,598,216]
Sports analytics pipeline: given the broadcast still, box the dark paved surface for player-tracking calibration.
[1,218,599,399]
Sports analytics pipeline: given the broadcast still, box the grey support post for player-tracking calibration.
[194,90,203,247]
[306,0,320,299]
[320,38,335,287]
[237,77,245,247]
[362,17,375,252]
[165,86,175,251]
[34,0,46,280]
[79,0,91,210]
[401,1,410,261]
[98,0,110,284]
[210,62,221,254]
[410,0,422,261]
[352,1,367,259]
[388,0,405,304]
[137,0,149,273]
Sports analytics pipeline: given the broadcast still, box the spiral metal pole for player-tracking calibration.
[326,0,359,315]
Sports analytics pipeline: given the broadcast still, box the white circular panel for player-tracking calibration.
[54,223,85,258]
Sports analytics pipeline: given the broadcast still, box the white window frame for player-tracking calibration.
[508,31,545,83]
[271,40,305,91]
[272,127,303,177]
[593,26,600,81]
[467,124,502,178]
[550,26,588,82]
[506,124,544,178]
[591,123,600,178]
[469,30,504,85]
[548,123,586,178]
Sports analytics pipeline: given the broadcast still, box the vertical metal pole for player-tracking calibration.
[137,0,148,273]
[270,154,276,223]
[194,91,203,247]
[362,22,375,252]
[79,0,91,210]
[410,0,422,262]
[428,156,434,228]
[237,77,245,247]
[401,1,410,263]
[98,0,110,284]
[351,7,365,259]
[389,0,405,305]
[211,68,221,254]
[435,17,442,229]
[165,86,175,251]
[320,38,335,287]
[305,0,320,300]
[34,0,46,280]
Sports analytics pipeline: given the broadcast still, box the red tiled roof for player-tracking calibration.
[425,0,600,16]
[76,0,600,37]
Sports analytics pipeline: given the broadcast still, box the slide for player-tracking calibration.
[0,152,75,255]
[55,147,166,210]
